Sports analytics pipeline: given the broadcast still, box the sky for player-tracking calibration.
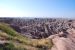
[0,0,75,18]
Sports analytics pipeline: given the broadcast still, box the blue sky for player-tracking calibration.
[0,0,75,18]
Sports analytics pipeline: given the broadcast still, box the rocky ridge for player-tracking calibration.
[0,18,75,39]
[0,18,75,50]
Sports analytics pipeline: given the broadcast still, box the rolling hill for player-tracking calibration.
[0,23,53,50]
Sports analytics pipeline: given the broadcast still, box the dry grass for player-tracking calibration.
[31,38,53,49]
[0,23,53,50]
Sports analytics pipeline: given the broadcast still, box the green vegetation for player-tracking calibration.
[0,23,17,36]
[0,23,53,50]
[0,42,27,50]
[0,23,30,45]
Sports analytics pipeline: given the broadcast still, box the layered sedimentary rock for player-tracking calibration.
[0,18,75,39]
[1,18,75,50]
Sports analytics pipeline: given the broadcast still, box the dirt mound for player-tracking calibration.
[50,28,75,50]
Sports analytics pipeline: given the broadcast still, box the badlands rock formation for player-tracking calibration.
[0,18,75,50]
[49,28,75,50]
[0,18,75,39]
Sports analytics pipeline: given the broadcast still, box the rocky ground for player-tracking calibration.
[0,18,75,39]
[0,18,75,50]
[48,28,75,50]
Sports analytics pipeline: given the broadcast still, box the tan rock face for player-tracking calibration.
[67,28,75,37]
[50,28,75,50]
[52,37,68,50]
